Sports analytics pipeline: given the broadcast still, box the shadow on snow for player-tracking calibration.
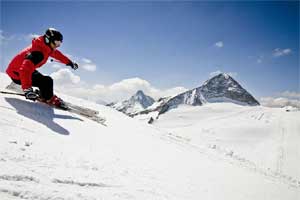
[5,97,83,135]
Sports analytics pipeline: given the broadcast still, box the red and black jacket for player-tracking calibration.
[6,36,71,90]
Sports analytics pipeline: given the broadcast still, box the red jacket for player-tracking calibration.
[6,36,71,90]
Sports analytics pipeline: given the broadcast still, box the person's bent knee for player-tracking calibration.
[44,76,53,87]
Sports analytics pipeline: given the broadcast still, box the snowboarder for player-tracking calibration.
[6,28,78,107]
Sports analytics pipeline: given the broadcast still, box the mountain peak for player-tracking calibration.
[135,90,144,96]
[130,90,154,108]
[131,90,148,101]
[203,73,232,86]
[210,73,233,81]
[205,73,242,89]
[134,90,146,100]
[219,73,231,79]
[157,74,260,114]
[109,90,155,115]
[201,73,259,105]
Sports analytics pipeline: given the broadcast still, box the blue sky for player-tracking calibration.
[0,1,299,103]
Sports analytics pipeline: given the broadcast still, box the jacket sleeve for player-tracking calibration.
[19,50,45,90]
[19,59,36,90]
[50,49,71,65]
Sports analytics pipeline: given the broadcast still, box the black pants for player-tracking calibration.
[12,70,54,100]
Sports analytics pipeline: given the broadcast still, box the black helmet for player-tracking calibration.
[44,28,63,44]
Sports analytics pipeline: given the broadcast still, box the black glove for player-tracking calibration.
[67,61,79,70]
[24,88,39,101]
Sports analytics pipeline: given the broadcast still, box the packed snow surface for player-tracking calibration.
[153,104,300,180]
[0,73,299,200]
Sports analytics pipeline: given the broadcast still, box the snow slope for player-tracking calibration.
[0,73,299,200]
[152,103,300,182]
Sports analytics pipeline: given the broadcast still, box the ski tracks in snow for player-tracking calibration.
[276,115,286,175]
[167,107,300,189]
[0,171,120,200]
[0,147,120,200]
[157,130,300,190]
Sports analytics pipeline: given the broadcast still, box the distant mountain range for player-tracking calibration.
[108,73,260,117]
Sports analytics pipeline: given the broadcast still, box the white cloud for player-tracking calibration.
[256,55,264,64]
[46,59,62,69]
[0,30,4,40]
[0,30,4,46]
[106,77,187,101]
[67,57,97,72]
[51,64,62,69]
[110,77,151,92]
[260,97,300,108]
[81,63,97,72]
[50,69,80,85]
[25,33,40,41]
[280,91,300,99]
[214,41,224,48]
[82,58,92,63]
[209,70,238,78]
[260,91,300,108]
[0,31,40,45]
[53,55,97,72]
[48,54,97,74]
[50,71,187,103]
[162,87,187,98]
[0,30,13,45]
[273,48,292,57]
[0,30,44,45]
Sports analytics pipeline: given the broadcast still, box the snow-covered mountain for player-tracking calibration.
[108,90,155,116]
[202,73,259,105]
[132,73,259,118]
[158,73,259,114]
[0,72,299,199]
